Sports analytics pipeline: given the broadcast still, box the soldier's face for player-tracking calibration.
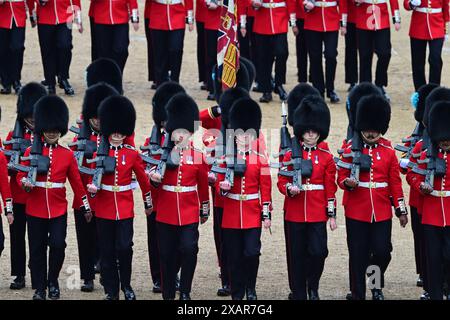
[172,130,192,146]
[43,131,61,144]
[302,130,320,146]
[361,130,381,144]
[24,118,35,130]
[89,118,100,131]
[110,133,126,145]
[439,140,450,151]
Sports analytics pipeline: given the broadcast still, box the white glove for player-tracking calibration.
[410,0,421,7]
[400,158,410,169]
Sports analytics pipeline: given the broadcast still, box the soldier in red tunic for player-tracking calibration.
[4,82,47,291]
[214,97,272,300]
[338,95,408,300]
[18,96,92,300]
[278,95,337,300]
[0,0,27,94]
[87,96,153,300]
[148,93,210,300]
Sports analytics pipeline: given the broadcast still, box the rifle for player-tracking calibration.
[140,132,176,184]
[336,132,371,182]
[82,136,116,191]
[394,122,423,159]
[277,137,313,190]
[273,101,292,159]
[12,133,50,187]
[68,122,98,167]
[3,120,32,174]
[412,141,446,188]
[140,125,164,156]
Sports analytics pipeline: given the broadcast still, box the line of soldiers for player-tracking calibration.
[1,0,448,100]
[0,55,450,300]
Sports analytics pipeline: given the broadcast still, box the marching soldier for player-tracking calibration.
[91,0,140,72]
[70,83,120,293]
[148,93,210,300]
[355,0,401,100]
[142,81,186,293]
[398,83,438,298]
[196,0,207,90]
[344,0,358,92]
[86,58,124,94]
[404,0,449,91]
[149,0,194,86]
[0,106,14,264]
[18,96,92,300]
[0,0,26,94]
[144,0,156,89]
[214,97,272,300]
[249,0,296,102]
[4,82,47,290]
[302,0,347,103]
[338,94,408,300]
[278,95,337,300]
[410,100,450,300]
[87,96,153,300]
[27,0,82,95]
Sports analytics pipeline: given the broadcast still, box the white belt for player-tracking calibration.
[430,190,450,197]
[358,182,388,189]
[154,0,182,5]
[314,1,337,7]
[261,2,286,8]
[415,7,442,14]
[362,0,387,4]
[301,184,325,191]
[35,181,65,189]
[162,185,198,193]
[5,0,25,2]
[101,184,133,192]
[226,193,260,201]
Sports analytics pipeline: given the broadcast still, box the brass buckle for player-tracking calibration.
[239,194,247,201]
[112,185,120,192]
[46,182,53,188]
[174,186,183,193]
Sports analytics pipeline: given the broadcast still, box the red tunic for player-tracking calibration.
[0,152,13,211]
[0,0,27,29]
[27,0,81,25]
[251,0,297,35]
[404,0,449,40]
[303,0,347,32]
[149,0,193,30]
[91,0,138,25]
[355,0,400,31]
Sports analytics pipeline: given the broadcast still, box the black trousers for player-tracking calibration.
[0,215,4,257]
[255,33,288,93]
[345,22,358,85]
[0,23,25,87]
[223,228,261,300]
[74,209,96,281]
[423,224,450,300]
[145,19,155,82]
[157,222,199,300]
[196,21,206,83]
[410,206,425,279]
[283,212,293,293]
[10,203,27,277]
[346,218,392,300]
[410,37,444,91]
[90,17,98,62]
[286,221,328,300]
[205,29,219,93]
[150,28,185,85]
[357,28,391,87]
[213,206,229,287]
[95,23,129,72]
[27,214,67,291]
[97,217,134,296]
[295,19,309,83]
[239,16,256,64]
[37,24,73,85]
[146,211,161,285]
[305,30,338,95]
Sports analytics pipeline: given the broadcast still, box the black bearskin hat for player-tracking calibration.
[17,82,48,121]
[99,96,136,137]
[293,95,330,142]
[219,87,250,127]
[82,82,119,122]
[287,83,321,126]
[355,94,391,135]
[229,97,262,136]
[34,96,69,136]
[347,82,382,127]
[413,83,440,122]
[165,93,199,133]
[152,81,185,126]
[86,58,123,94]
[423,87,450,127]
[428,101,450,142]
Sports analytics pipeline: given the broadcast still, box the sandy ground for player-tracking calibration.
[0,1,449,300]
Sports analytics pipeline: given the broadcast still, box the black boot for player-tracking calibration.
[246,288,257,300]
[180,293,191,300]
[81,280,94,292]
[123,287,136,300]
[94,261,101,274]
[200,83,207,91]
[59,79,75,96]
[152,280,162,293]
[273,85,288,101]
[371,289,384,300]
[151,82,157,90]
[105,293,119,300]
[345,292,353,300]
[308,288,320,300]
[327,90,341,103]
[347,83,356,92]
[48,282,60,300]
[217,284,231,297]
[416,276,423,287]
[420,291,430,300]
[1,84,11,95]
[10,276,25,290]
[259,92,272,103]
[252,83,263,93]
[32,290,46,300]
[207,92,215,101]
[12,81,22,94]
[175,274,180,292]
